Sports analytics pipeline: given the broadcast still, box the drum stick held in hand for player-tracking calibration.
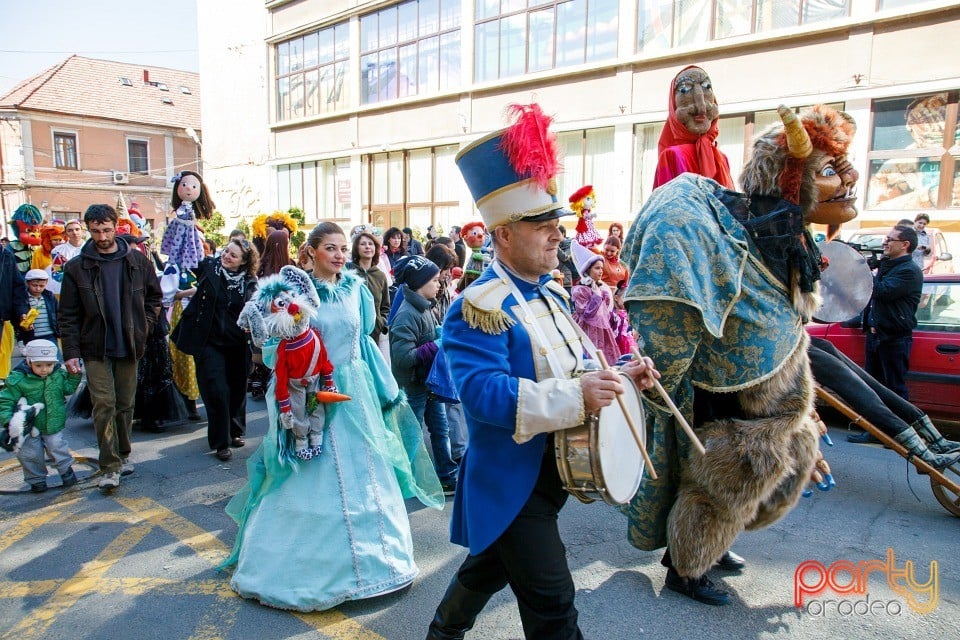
[630,347,706,455]
[595,352,658,480]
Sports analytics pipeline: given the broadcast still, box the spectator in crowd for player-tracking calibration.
[404,227,425,256]
[390,255,458,495]
[0,248,27,389]
[383,227,408,272]
[59,204,163,491]
[204,238,218,258]
[171,239,259,461]
[862,224,923,401]
[47,219,85,295]
[608,222,625,243]
[571,241,621,365]
[0,339,82,492]
[600,236,629,289]
[450,225,466,268]
[18,270,58,346]
[347,229,391,345]
[913,213,932,270]
[556,225,579,296]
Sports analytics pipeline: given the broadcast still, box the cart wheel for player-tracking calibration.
[930,473,960,517]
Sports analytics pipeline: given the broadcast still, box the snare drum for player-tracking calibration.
[555,371,646,505]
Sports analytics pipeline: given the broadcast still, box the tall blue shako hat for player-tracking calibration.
[455,104,573,229]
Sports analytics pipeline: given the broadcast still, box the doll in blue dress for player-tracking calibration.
[161,171,214,270]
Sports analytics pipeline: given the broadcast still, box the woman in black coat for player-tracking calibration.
[172,239,259,460]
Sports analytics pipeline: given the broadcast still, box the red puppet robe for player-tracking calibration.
[274,328,334,414]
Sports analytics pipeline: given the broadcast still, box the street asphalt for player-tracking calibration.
[0,400,957,640]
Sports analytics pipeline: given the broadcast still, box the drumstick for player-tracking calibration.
[595,351,658,480]
[630,346,707,456]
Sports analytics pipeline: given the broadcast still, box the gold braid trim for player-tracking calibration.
[462,299,516,335]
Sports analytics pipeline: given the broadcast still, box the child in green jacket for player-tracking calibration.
[0,339,82,492]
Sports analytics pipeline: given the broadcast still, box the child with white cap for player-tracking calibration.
[0,339,82,492]
[19,269,59,346]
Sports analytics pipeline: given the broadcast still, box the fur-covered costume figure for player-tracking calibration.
[161,171,214,270]
[570,185,602,249]
[620,105,858,601]
[251,211,299,257]
[238,266,349,461]
[8,204,43,274]
[30,223,65,271]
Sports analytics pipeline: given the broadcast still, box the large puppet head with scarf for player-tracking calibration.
[740,105,858,228]
[10,204,43,246]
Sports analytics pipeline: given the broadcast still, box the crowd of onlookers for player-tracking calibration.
[0,209,638,495]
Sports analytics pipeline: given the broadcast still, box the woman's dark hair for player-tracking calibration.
[258,228,293,278]
[351,231,382,264]
[205,238,218,254]
[608,222,624,238]
[83,204,118,225]
[227,238,260,279]
[297,243,313,268]
[307,221,346,249]
[383,227,407,254]
[425,244,457,271]
[604,235,622,249]
[170,170,216,219]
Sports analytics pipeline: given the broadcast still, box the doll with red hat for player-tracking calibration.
[456,220,490,291]
[569,184,602,249]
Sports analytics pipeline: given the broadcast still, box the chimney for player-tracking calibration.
[143,69,150,84]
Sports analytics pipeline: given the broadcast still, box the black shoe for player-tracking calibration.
[30,481,48,493]
[714,550,746,572]
[664,568,730,606]
[216,448,232,461]
[60,468,78,487]
[847,431,881,444]
[142,421,166,434]
[441,479,457,496]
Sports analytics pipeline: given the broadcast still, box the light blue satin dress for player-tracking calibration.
[223,270,443,611]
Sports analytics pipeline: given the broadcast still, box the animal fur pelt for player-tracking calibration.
[1,398,45,453]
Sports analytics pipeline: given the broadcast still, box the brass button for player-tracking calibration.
[539,347,548,355]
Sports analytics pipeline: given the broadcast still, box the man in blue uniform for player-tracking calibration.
[426,104,658,640]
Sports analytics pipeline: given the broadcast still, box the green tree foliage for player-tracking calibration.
[288,207,306,249]
[197,210,227,247]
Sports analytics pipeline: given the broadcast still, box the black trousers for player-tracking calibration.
[864,331,913,401]
[456,438,584,640]
[196,343,250,450]
[809,337,921,437]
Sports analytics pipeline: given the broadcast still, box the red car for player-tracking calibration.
[806,273,960,422]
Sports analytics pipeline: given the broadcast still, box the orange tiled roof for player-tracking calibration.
[0,55,200,129]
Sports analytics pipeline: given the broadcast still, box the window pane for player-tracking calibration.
[128,141,148,174]
[303,32,319,69]
[872,94,948,152]
[277,165,291,212]
[361,54,379,104]
[420,0,439,35]
[303,162,318,221]
[717,116,745,188]
[867,158,941,210]
[398,43,417,98]
[388,153,404,202]
[501,14,526,78]
[398,0,418,42]
[754,108,780,134]
[558,0,586,66]
[475,21,500,83]
[756,0,799,32]
[289,73,304,117]
[419,36,440,94]
[305,68,320,115]
[584,128,616,211]
[381,6,398,48]
[586,0,618,63]
[409,206,432,230]
[435,145,460,201]
[318,28,334,64]
[638,0,674,52]
[676,0,711,47]
[440,0,461,29]
[880,0,927,7]
[289,37,304,72]
[803,0,848,24]
[716,0,754,39]
[335,23,350,59]
[529,8,555,73]
[634,121,665,207]
[476,0,500,21]
[439,31,460,91]
[54,134,77,169]
[277,77,290,120]
[289,163,304,210]
[277,42,289,75]
[556,131,584,201]
[409,149,432,202]
[372,154,389,203]
[379,49,399,100]
[361,13,379,52]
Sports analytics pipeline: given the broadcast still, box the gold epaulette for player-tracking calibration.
[461,277,517,335]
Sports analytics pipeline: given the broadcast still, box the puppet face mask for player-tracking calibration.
[674,68,719,136]
[177,174,202,204]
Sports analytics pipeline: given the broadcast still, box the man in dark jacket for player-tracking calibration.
[59,204,163,491]
[450,225,467,268]
[0,248,28,387]
[863,224,923,400]
[403,227,425,256]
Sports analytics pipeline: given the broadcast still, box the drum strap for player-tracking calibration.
[491,261,601,378]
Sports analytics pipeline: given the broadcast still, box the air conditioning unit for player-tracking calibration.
[112,171,129,185]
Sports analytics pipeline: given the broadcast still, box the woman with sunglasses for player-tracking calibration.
[171,238,259,461]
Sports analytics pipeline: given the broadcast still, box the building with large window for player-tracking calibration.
[0,56,201,231]
[197,0,960,247]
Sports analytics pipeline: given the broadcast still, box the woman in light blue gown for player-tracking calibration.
[223,221,444,612]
